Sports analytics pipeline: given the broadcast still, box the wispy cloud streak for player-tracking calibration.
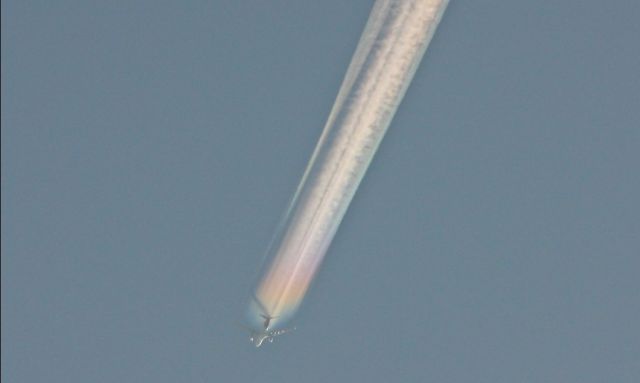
[248,0,449,329]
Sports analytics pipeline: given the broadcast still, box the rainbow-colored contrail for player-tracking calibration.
[247,0,449,330]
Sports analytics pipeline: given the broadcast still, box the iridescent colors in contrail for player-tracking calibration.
[247,0,449,329]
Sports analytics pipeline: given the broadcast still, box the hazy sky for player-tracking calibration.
[3,1,639,382]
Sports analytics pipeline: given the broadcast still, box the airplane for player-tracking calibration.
[240,295,295,347]
[248,326,295,347]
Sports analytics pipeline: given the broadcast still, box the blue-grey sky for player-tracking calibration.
[2,1,639,382]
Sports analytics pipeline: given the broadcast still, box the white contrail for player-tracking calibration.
[247,0,449,330]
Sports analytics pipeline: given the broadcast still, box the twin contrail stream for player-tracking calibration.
[247,0,449,331]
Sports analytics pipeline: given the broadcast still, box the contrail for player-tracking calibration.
[247,0,449,331]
